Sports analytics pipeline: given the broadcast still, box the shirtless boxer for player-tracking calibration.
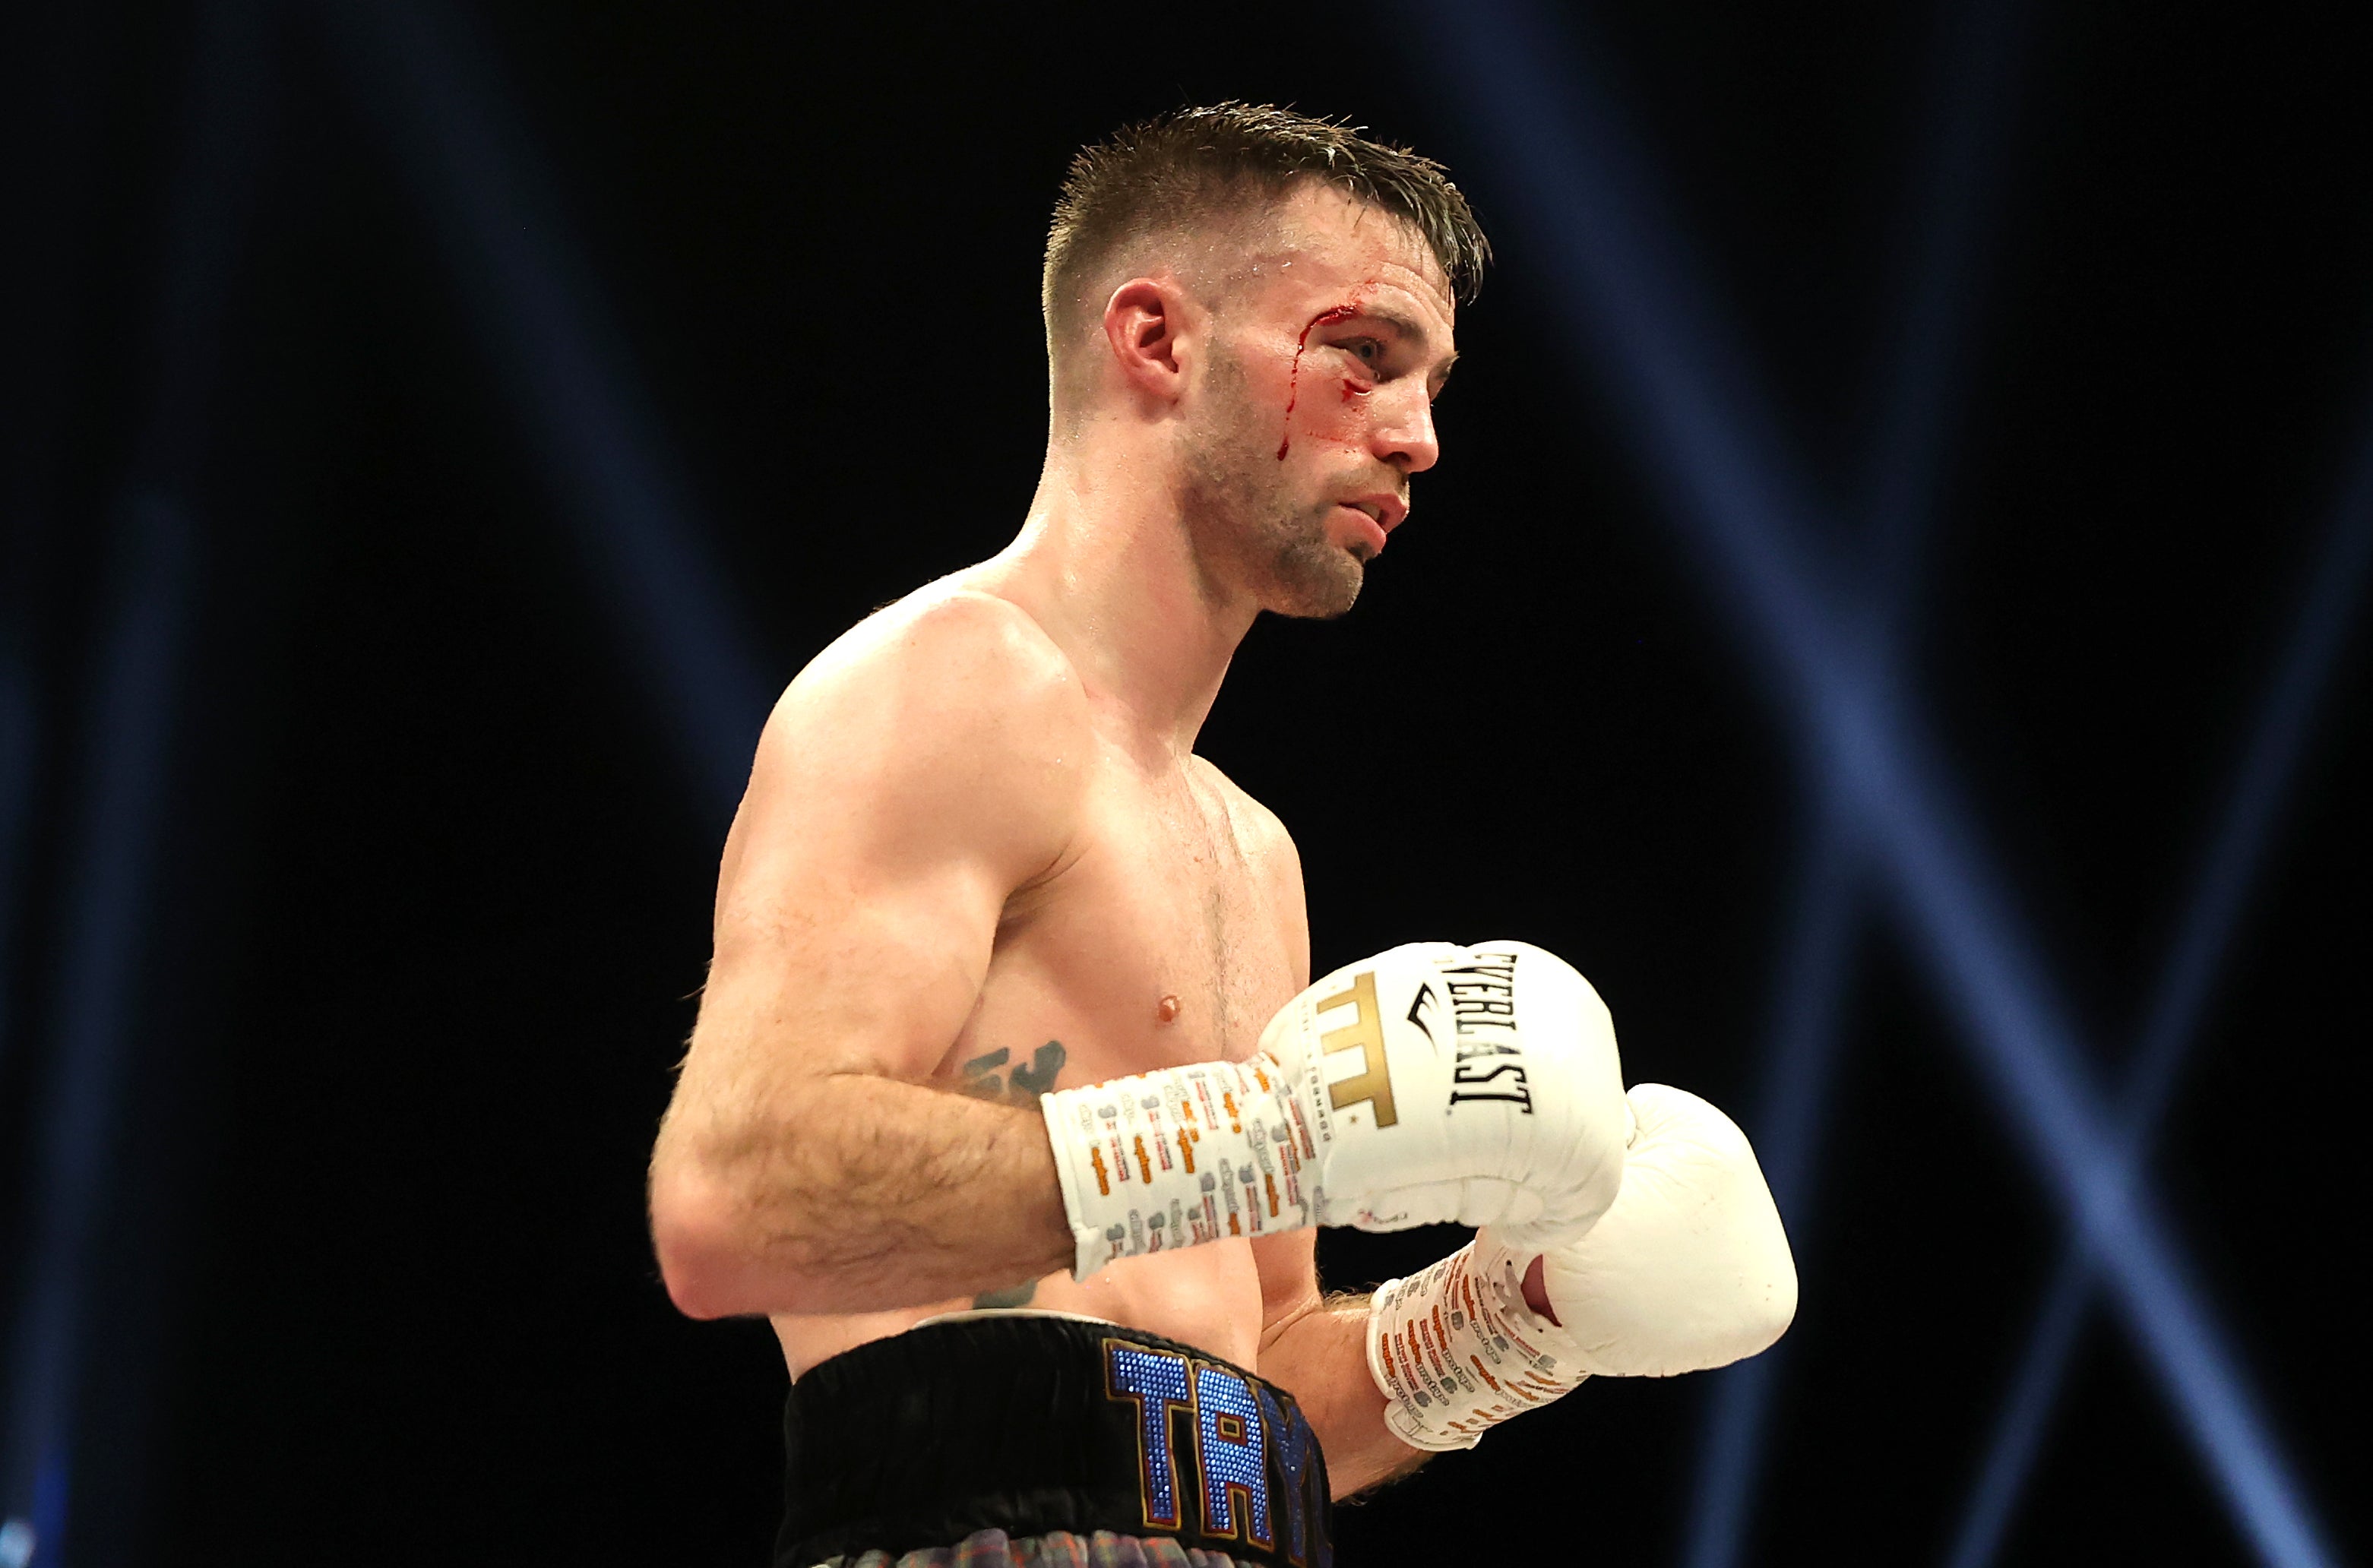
[648,105,1797,1568]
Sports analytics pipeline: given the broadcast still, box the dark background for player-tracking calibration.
[3,1,2368,1564]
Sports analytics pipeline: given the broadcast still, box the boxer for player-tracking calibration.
[647,103,1796,1568]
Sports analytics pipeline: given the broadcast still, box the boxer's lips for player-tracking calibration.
[1336,498,1403,555]
[1334,507,1388,555]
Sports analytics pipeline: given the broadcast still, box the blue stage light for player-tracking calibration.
[1678,0,2025,1559]
[0,640,32,1092]
[2,2,278,1555]
[0,492,199,1566]
[1679,813,1862,1568]
[1943,413,2373,1568]
[311,0,775,833]
[1401,4,2340,1563]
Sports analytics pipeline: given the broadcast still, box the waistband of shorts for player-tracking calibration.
[777,1314,1332,1568]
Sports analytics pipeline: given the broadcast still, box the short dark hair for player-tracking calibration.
[1043,103,1491,343]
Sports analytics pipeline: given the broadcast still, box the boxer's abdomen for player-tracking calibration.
[774,1240,1267,1381]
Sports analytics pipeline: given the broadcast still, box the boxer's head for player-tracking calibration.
[1044,104,1487,618]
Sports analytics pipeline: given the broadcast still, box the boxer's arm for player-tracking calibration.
[648,591,1088,1319]
[1255,1241,1431,1499]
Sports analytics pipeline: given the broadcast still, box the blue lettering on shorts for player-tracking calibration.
[1258,1383,1329,1568]
[1105,1342,1192,1529]
[1194,1363,1271,1548]
[1104,1339,1330,1567]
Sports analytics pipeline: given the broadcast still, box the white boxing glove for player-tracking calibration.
[1263,940,1633,1247]
[1367,1083,1796,1449]
[1039,940,1633,1279]
[1514,1082,1797,1374]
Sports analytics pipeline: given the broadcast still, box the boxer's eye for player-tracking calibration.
[1338,338,1386,381]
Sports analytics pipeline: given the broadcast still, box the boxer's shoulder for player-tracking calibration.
[781,580,1088,736]
[759,585,1090,802]
[720,586,1095,924]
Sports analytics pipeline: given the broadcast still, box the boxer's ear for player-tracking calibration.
[1100,277,1196,406]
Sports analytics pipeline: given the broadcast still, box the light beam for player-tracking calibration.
[1402,4,2339,1562]
[1941,397,2373,1568]
[1679,0,2025,1559]
[309,0,774,833]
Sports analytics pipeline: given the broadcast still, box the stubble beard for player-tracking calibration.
[1177,352,1365,621]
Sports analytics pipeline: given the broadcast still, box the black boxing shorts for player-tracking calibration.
[777,1314,1333,1568]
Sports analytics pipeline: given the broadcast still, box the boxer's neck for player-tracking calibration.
[990,444,1256,757]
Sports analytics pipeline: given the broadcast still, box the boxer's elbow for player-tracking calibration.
[649,1155,750,1318]
[647,1151,846,1319]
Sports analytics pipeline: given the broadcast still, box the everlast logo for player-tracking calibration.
[1315,971,1397,1129]
[1441,950,1534,1114]
[1104,1339,1332,1568]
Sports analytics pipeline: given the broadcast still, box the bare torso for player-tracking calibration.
[770,571,1308,1378]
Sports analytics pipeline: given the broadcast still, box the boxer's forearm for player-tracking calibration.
[1257,1292,1430,1499]
[650,1071,1072,1318]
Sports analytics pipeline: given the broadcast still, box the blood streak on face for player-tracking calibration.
[1276,295,1370,460]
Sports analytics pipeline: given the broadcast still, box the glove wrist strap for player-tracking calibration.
[1365,1238,1590,1451]
[1041,1058,1321,1279]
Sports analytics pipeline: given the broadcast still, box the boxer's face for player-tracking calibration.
[1178,184,1459,619]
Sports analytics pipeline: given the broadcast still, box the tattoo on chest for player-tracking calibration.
[957,1040,1066,1106]
[960,1042,1063,1310]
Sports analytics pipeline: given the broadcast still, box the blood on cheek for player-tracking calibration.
[1276,299,1372,460]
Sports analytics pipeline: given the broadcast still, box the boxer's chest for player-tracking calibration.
[943,744,1297,1100]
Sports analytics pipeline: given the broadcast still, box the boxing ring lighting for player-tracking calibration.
[1674,820,1859,1568]
[1401,4,2340,1565]
[0,650,32,1117]
[35,5,2329,1565]
[2,1,275,1558]
[0,494,200,1568]
[310,0,774,834]
[0,644,29,1562]
[4,3,767,1558]
[1944,422,2373,1568]
[321,2,2353,1562]
[1677,0,2025,1560]
[0,646,21,1568]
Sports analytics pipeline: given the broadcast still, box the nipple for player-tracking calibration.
[1155,994,1182,1025]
